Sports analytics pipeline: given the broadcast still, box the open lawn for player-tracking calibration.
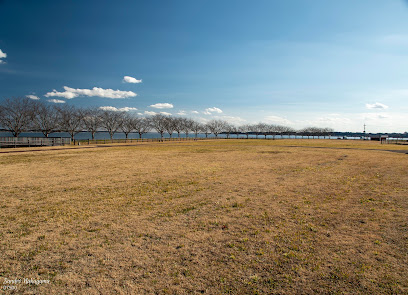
[0,139,407,294]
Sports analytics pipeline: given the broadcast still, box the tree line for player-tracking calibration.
[0,97,334,140]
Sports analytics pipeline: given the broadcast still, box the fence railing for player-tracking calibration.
[386,139,408,145]
[0,137,71,148]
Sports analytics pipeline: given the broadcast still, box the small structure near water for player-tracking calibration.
[369,134,388,143]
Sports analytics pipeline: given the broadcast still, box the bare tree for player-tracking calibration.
[133,117,151,139]
[181,118,194,138]
[207,119,227,138]
[239,124,251,139]
[0,97,37,137]
[201,123,211,138]
[300,127,326,139]
[322,127,334,139]
[191,120,202,138]
[150,114,167,141]
[282,126,296,138]
[224,123,235,139]
[56,105,85,140]
[265,124,277,139]
[249,124,263,139]
[32,101,61,137]
[120,113,135,139]
[83,108,102,140]
[233,126,241,138]
[163,116,176,138]
[173,117,185,138]
[100,110,124,140]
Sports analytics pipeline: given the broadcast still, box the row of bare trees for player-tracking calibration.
[0,97,334,140]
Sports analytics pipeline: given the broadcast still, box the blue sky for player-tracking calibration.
[1,0,408,132]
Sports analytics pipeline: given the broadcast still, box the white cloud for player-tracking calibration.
[220,116,246,125]
[160,112,172,116]
[26,95,40,100]
[144,111,157,115]
[176,111,186,115]
[99,106,118,112]
[204,107,223,115]
[45,86,137,99]
[264,115,294,126]
[47,99,66,104]
[150,103,174,109]
[366,102,389,110]
[45,89,77,99]
[137,112,143,116]
[0,49,6,64]
[123,76,142,83]
[99,106,138,112]
[119,107,138,112]
[191,110,199,114]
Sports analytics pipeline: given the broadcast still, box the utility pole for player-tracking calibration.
[363,123,366,140]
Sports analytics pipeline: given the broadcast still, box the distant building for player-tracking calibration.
[369,134,388,143]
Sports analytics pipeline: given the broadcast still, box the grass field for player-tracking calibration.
[0,139,407,294]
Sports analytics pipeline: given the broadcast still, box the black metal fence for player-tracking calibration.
[0,137,71,148]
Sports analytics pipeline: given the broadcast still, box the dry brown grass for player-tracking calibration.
[0,139,407,294]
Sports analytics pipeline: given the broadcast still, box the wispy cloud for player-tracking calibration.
[0,49,6,64]
[47,99,65,104]
[220,115,246,125]
[144,111,157,115]
[45,86,137,99]
[160,112,172,116]
[203,107,223,115]
[26,95,40,100]
[362,112,390,120]
[99,106,138,112]
[264,115,293,126]
[176,110,186,115]
[366,102,389,110]
[150,103,174,109]
[123,76,142,83]
[191,110,199,114]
